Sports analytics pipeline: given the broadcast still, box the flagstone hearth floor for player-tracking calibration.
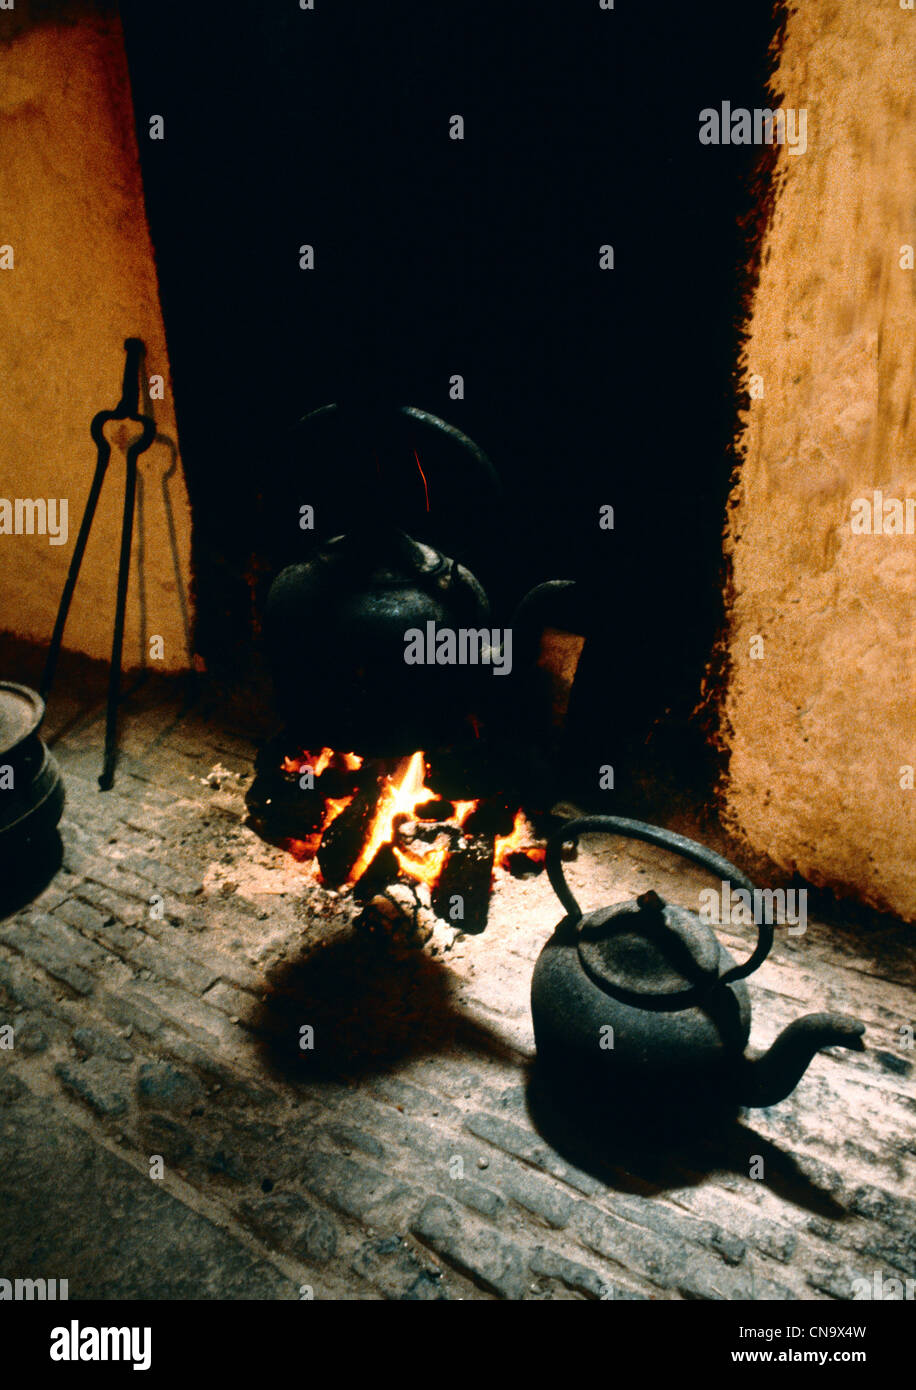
[0,654,913,1301]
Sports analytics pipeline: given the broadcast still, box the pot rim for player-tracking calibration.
[0,681,46,759]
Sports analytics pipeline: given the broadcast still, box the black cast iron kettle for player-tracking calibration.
[530,817,866,1111]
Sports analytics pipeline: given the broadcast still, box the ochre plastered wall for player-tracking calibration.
[0,5,193,670]
[722,2,916,918]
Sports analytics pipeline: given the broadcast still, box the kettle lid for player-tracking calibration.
[577,890,721,1013]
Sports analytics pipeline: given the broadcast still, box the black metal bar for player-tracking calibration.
[99,441,141,791]
[119,338,144,415]
[40,440,111,701]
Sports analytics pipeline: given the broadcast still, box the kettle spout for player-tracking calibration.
[740,1013,865,1108]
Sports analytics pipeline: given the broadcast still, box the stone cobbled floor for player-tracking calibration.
[1,670,914,1300]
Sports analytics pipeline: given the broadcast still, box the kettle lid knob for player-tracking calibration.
[576,891,722,1013]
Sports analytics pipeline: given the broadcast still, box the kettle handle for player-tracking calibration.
[546,815,774,987]
[509,579,580,674]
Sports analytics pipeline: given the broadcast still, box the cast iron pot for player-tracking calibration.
[0,682,65,854]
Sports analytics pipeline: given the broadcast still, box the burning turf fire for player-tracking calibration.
[258,746,546,932]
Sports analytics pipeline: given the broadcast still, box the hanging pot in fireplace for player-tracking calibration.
[263,403,512,756]
[264,523,493,756]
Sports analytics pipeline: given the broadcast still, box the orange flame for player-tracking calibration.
[281,748,363,777]
[349,752,431,883]
[494,809,546,870]
[323,795,352,828]
[285,834,321,861]
[392,841,450,887]
[280,747,487,892]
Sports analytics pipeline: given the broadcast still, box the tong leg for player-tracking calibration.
[98,441,141,791]
[40,439,111,700]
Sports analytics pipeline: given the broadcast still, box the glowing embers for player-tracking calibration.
[277,748,364,860]
[494,809,547,874]
[281,747,362,779]
[262,745,546,935]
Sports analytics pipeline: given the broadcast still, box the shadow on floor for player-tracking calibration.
[250,922,536,1084]
[252,928,850,1220]
[0,832,63,922]
[524,1063,853,1219]
[252,929,516,1083]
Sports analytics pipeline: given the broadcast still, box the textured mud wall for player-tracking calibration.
[0,5,193,670]
[722,2,916,918]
